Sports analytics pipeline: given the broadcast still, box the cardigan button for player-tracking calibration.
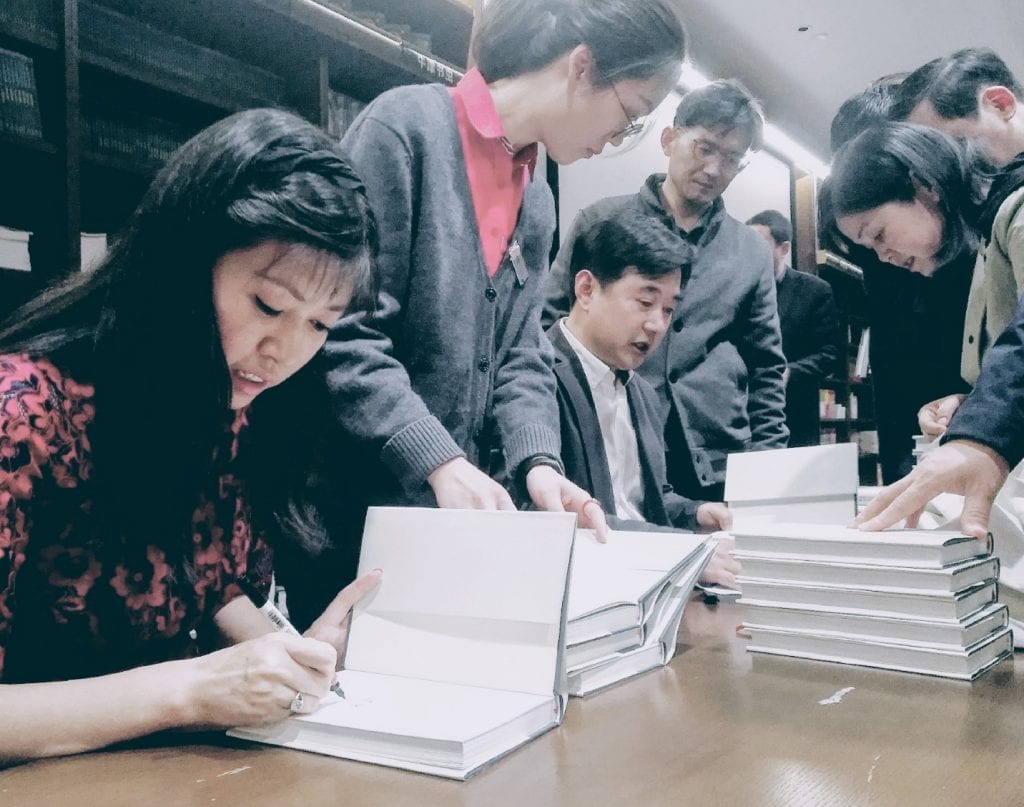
[968,335,975,344]
[669,369,681,383]
[673,319,683,332]
[478,357,491,372]
[485,287,497,302]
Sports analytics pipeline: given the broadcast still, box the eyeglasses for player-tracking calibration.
[610,84,645,141]
[689,137,751,172]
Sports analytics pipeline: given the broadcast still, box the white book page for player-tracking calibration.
[295,670,554,745]
[573,528,708,572]
[345,508,575,695]
[568,567,663,621]
[567,530,707,621]
[725,443,858,503]
[732,522,971,548]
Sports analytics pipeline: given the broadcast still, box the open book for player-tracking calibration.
[229,507,577,779]
[565,529,716,696]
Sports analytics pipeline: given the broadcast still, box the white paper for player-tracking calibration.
[725,443,858,528]
[345,508,576,696]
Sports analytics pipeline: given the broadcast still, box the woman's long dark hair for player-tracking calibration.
[827,122,991,269]
[0,108,377,569]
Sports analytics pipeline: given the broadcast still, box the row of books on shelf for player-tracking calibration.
[0,45,189,165]
[231,508,717,779]
[83,113,189,167]
[326,90,368,140]
[819,388,869,420]
[0,47,43,141]
[817,426,878,455]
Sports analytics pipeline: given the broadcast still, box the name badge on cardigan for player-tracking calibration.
[508,241,528,287]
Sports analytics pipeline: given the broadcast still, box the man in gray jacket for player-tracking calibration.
[544,80,788,500]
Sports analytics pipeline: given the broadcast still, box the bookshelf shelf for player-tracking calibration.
[0,0,472,316]
[817,261,880,485]
[0,133,58,155]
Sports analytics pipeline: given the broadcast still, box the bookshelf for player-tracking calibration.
[817,256,880,486]
[0,0,471,318]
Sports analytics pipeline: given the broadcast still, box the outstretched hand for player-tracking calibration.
[526,464,610,543]
[853,439,1008,539]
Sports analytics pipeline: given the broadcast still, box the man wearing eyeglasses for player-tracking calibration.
[544,80,788,501]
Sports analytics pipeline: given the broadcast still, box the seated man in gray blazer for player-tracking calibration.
[547,208,739,586]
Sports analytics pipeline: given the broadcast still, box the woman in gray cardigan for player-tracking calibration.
[325,0,686,528]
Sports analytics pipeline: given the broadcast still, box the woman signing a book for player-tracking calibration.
[0,109,381,763]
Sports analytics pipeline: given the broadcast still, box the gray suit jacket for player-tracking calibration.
[547,323,701,530]
[544,174,788,487]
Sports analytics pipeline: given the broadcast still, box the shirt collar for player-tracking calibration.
[559,319,632,391]
[638,173,725,246]
[452,67,538,176]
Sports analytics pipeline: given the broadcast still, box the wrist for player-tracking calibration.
[166,657,204,728]
[427,456,464,488]
[521,454,563,479]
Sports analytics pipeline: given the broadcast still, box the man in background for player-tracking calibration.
[892,47,1024,169]
[545,80,788,501]
[747,210,841,447]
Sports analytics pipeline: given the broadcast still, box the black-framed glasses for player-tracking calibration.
[610,84,645,140]
[689,136,751,172]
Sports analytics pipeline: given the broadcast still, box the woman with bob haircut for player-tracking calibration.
[0,108,382,762]
[826,121,1024,434]
[320,0,686,591]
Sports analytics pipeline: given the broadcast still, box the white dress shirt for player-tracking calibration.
[559,319,645,521]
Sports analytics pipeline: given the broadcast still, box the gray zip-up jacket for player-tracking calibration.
[328,83,560,499]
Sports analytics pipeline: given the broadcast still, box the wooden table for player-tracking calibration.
[3,600,1023,807]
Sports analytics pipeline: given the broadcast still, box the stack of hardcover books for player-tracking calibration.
[735,523,1012,680]
[564,529,715,696]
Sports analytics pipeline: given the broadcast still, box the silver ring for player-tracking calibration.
[289,691,305,714]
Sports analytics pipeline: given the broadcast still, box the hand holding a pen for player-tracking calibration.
[184,631,338,726]
[303,569,384,671]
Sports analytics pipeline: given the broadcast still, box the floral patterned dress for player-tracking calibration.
[0,355,273,683]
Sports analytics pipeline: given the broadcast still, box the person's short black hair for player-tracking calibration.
[746,210,791,245]
[672,79,764,151]
[891,48,1024,121]
[474,0,685,86]
[830,83,898,154]
[568,207,691,304]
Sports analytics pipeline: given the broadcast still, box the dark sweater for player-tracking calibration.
[328,83,561,500]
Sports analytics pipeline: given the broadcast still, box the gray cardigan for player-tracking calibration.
[544,174,788,487]
[327,83,561,498]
